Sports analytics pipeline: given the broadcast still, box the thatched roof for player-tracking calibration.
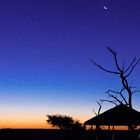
[84,104,140,126]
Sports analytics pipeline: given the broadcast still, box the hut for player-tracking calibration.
[84,104,140,130]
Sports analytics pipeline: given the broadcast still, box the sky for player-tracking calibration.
[0,0,140,128]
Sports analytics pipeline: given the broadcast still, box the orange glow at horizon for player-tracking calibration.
[0,113,139,130]
[0,112,47,128]
[0,112,91,129]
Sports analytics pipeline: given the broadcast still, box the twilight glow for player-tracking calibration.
[0,0,140,128]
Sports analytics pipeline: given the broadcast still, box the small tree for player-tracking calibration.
[47,114,82,130]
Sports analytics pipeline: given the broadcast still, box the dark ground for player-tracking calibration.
[0,129,140,140]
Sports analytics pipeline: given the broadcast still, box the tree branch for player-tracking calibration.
[90,59,119,74]
[119,91,128,105]
[106,90,120,94]
[124,57,136,74]
[106,89,128,105]
[132,90,140,94]
[125,58,140,77]
[92,101,102,116]
[106,47,122,72]
[100,99,117,106]
[97,101,102,115]
[108,94,124,105]
[92,109,97,116]
[122,62,125,72]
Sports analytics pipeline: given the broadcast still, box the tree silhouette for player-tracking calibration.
[92,101,102,130]
[47,114,82,130]
[90,47,140,109]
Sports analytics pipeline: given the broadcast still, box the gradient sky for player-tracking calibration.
[0,0,140,128]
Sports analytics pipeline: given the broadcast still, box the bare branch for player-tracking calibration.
[92,109,97,116]
[129,86,137,89]
[106,47,122,72]
[132,90,140,94]
[122,62,125,72]
[130,80,134,87]
[106,47,116,55]
[119,91,128,105]
[90,59,119,74]
[97,101,102,115]
[100,99,117,106]
[108,94,124,104]
[92,101,102,116]
[106,88,128,105]
[124,57,136,74]
[125,58,140,77]
[106,90,120,94]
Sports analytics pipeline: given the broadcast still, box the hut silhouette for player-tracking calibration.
[84,104,140,130]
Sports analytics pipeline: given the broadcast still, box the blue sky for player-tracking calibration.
[0,0,140,128]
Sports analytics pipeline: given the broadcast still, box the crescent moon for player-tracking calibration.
[103,6,108,10]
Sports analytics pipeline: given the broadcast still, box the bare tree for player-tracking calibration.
[90,47,140,109]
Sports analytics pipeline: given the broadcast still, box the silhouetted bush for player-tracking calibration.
[47,114,82,130]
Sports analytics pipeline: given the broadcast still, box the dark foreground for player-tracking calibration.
[0,129,140,140]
